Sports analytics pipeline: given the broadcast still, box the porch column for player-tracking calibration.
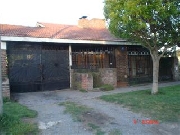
[69,44,72,88]
[1,42,10,98]
[174,48,180,81]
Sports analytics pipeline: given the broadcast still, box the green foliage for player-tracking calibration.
[3,97,11,103]
[104,0,180,49]
[100,84,114,91]
[100,85,180,122]
[104,0,180,94]
[79,89,88,92]
[0,100,38,135]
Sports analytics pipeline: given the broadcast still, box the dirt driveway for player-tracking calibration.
[14,82,180,135]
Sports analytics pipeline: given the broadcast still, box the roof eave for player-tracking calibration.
[0,36,140,45]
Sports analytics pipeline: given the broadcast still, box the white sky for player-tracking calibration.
[0,0,105,26]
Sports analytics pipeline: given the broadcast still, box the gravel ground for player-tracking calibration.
[14,81,180,135]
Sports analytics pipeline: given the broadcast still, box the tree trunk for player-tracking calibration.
[151,51,160,95]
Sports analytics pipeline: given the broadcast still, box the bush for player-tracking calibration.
[100,84,114,91]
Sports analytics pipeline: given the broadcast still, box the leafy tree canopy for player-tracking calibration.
[104,0,180,52]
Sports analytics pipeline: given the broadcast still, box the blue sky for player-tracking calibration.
[0,0,105,26]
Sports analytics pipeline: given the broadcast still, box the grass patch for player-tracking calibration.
[0,99,38,135]
[100,84,114,91]
[79,89,88,92]
[88,123,105,135]
[60,102,105,135]
[109,129,122,135]
[100,85,180,122]
[59,101,91,121]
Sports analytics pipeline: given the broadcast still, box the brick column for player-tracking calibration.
[99,68,117,87]
[115,46,129,87]
[1,42,10,98]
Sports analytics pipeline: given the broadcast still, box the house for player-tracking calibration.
[0,18,179,96]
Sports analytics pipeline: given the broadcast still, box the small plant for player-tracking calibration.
[100,84,114,91]
[79,89,88,92]
[3,97,11,103]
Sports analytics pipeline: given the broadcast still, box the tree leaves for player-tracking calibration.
[104,0,180,51]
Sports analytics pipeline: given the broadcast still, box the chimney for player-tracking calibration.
[78,16,106,29]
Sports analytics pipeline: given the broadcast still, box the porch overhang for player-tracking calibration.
[1,36,140,46]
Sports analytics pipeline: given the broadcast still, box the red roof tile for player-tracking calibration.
[0,22,122,41]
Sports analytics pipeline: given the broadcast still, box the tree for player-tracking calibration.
[104,0,180,94]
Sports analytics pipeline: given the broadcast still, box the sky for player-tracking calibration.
[0,0,105,26]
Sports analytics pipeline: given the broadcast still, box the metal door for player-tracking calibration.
[41,45,70,90]
[7,42,70,92]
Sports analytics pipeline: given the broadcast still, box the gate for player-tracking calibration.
[7,42,70,92]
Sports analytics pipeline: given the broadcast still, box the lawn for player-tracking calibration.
[100,85,180,122]
[0,98,38,135]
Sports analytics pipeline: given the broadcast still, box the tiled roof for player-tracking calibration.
[0,22,122,42]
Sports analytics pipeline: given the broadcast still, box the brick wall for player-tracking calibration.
[1,49,10,98]
[1,50,7,80]
[115,47,129,87]
[99,68,117,87]
[71,70,93,91]
[78,18,106,29]
[81,73,93,90]
[71,68,117,90]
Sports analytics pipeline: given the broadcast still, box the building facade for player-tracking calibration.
[0,18,179,96]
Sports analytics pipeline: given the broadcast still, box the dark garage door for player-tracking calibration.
[7,42,70,92]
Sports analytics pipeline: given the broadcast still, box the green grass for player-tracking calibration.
[100,84,114,91]
[59,101,91,121]
[88,123,105,135]
[109,129,122,135]
[100,85,180,122]
[79,89,88,92]
[60,102,105,135]
[0,99,38,135]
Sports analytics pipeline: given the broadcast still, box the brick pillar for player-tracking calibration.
[1,50,7,80]
[1,42,10,98]
[81,74,93,90]
[115,46,129,87]
[72,72,93,91]
[99,68,117,87]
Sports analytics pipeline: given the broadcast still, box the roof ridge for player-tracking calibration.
[37,22,77,27]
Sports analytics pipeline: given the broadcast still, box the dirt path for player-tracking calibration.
[14,81,180,135]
